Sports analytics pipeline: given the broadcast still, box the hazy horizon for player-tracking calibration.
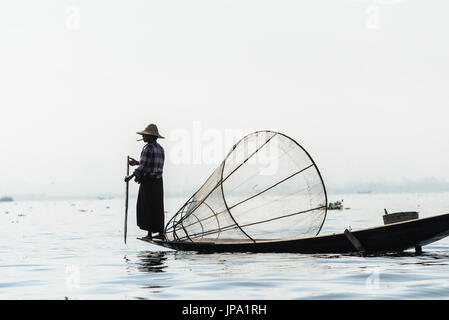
[5,176,449,201]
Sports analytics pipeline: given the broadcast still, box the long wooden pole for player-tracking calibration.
[124,155,130,244]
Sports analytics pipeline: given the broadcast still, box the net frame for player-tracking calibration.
[165,130,328,243]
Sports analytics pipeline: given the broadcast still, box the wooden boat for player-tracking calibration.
[139,212,449,254]
[137,131,449,255]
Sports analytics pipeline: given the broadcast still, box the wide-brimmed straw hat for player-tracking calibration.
[136,123,165,139]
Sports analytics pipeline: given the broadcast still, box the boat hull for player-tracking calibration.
[140,213,449,254]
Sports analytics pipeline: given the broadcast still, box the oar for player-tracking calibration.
[124,155,130,244]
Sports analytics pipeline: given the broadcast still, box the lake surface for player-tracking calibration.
[2,192,449,300]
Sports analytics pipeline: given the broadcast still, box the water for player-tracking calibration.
[2,192,449,300]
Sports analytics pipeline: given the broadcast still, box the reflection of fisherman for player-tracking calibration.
[124,124,165,240]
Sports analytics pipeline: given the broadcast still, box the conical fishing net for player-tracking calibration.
[165,131,328,243]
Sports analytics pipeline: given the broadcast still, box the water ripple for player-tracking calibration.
[2,195,449,299]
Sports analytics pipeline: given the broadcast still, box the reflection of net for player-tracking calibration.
[165,131,328,243]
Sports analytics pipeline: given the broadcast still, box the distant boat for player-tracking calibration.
[97,196,114,200]
[0,196,14,202]
[356,190,372,194]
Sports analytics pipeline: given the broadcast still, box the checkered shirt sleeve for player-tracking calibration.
[133,142,164,178]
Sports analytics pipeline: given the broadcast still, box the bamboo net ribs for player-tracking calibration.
[165,131,328,243]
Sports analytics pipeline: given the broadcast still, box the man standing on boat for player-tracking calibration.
[124,124,165,240]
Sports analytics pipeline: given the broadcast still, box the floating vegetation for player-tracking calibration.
[328,200,344,210]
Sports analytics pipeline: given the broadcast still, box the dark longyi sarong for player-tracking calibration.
[136,176,164,233]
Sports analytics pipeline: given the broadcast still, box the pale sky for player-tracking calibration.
[1,0,449,197]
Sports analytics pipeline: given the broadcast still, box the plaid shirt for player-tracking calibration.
[134,141,164,179]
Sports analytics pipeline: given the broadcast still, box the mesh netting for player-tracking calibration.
[165,131,328,243]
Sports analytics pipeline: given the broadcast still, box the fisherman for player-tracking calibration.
[124,123,165,240]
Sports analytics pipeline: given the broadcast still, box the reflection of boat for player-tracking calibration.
[138,131,449,254]
[141,212,449,254]
[135,252,167,273]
